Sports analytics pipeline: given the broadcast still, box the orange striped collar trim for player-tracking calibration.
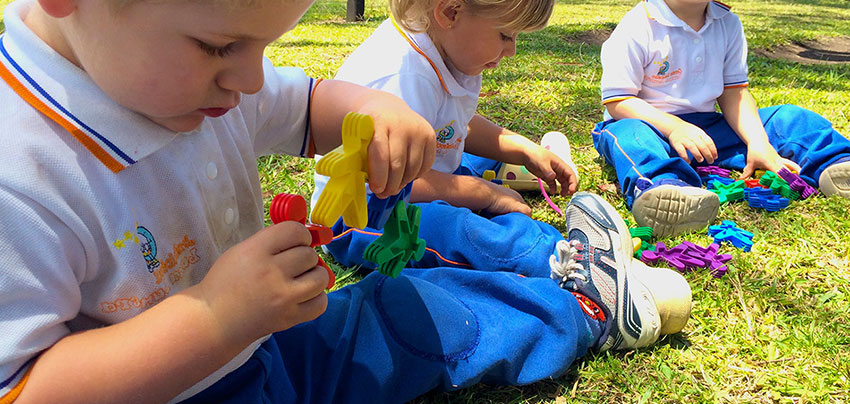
[391,17,450,95]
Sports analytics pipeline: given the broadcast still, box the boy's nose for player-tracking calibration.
[218,56,265,95]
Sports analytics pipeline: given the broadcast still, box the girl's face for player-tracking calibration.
[435,9,518,76]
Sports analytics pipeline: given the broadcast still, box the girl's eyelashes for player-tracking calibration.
[195,39,237,58]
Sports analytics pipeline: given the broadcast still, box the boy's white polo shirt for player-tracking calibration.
[312,18,481,207]
[0,0,317,400]
[600,0,749,117]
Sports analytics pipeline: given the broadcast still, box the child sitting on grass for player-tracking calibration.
[593,0,850,237]
[0,0,689,403]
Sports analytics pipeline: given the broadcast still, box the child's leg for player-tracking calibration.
[181,269,596,404]
[326,201,564,278]
[591,119,702,207]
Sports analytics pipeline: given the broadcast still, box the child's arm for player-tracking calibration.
[463,115,578,196]
[410,169,532,216]
[309,80,436,199]
[15,223,328,404]
[716,86,801,178]
[606,98,718,164]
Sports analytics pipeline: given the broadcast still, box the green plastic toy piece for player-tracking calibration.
[709,179,745,204]
[629,227,653,242]
[312,112,373,229]
[363,200,426,278]
[759,171,800,200]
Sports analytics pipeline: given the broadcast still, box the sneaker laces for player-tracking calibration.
[549,239,585,289]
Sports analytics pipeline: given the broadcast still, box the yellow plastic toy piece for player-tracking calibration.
[311,112,373,229]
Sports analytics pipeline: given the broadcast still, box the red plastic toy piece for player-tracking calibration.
[269,193,335,289]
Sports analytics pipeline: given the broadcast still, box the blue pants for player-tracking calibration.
[592,104,850,207]
[181,268,593,404]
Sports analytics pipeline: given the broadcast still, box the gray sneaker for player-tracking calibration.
[631,178,719,238]
[550,192,661,350]
[819,160,850,198]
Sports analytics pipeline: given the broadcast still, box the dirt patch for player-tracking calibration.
[564,29,613,47]
[752,36,850,64]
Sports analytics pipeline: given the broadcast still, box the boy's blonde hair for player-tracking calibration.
[390,0,554,34]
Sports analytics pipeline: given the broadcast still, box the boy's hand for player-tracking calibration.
[481,178,532,217]
[667,122,718,164]
[739,141,801,179]
[359,98,436,199]
[522,144,578,196]
[196,222,329,347]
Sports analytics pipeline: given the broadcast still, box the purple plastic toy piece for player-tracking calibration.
[777,168,817,199]
[640,241,733,278]
[696,165,731,178]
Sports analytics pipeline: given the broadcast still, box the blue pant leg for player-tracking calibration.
[453,152,503,177]
[325,201,564,278]
[274,268,593,404]
[592,119,701,207]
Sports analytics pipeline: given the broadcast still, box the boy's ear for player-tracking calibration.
[433,0,461,29]
[38,0,76,18]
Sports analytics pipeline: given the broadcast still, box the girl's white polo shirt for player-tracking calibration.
[600,0,749,117]
[0,0,318,400]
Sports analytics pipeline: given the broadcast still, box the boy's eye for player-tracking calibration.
[195,40,236,58]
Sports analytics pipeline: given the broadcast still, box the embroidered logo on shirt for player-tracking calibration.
[646,56,682,84]
[137,226,161,272]
[436,120,456,143]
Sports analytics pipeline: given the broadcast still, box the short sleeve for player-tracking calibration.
[368,72,444,128]
[600,24,647,105]
[241,59,316,158]
[0,185,86,399]
[722,14,749,88]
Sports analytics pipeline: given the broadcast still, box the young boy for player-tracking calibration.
[594,0,850,237]
[313,0,582,273]
[0,1,689,403]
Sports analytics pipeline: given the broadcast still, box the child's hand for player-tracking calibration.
[667,122,718,164]
[195,222,329,347]
[481,179,532,217]
[738,141,802,179]
[359,97,437,199]
[522,144,578,196]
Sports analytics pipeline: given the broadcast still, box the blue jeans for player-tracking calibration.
[180,268,593,404]
[592,104,850,207]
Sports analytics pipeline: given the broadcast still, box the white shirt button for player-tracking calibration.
[696,56,703,63]
[224,208,235,225]
[693,38,701,44]
[206,162,218,180]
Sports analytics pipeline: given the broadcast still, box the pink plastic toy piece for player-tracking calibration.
[270,193,335,289]
[537,178,564,217]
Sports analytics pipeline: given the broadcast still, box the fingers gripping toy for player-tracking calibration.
[269,193,336,289]
[363,200,426,278]
[311,112,373,229]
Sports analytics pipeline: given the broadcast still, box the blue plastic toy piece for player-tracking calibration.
[703,175,735,188]
[707,220,754,252]
[745,187,789,211]
[366,182,413,230]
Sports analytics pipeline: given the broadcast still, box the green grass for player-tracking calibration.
[3,0,849,403]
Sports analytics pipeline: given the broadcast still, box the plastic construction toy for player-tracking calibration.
[777,167,817,199]
[743,178,765,188]
[707,220,754,252]
[745,187,790,211]
[640,241,732,278]
[629,226,655,259]
[312,112,373,229]
[366,182,413,230]
[363,200,426,278]
[695,165,731,178]
[709,179,745,204]
[759,171,800,200]
[269,193,335,289]
[703,174,735,188]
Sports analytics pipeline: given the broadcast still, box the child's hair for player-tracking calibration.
[390,0,554,34]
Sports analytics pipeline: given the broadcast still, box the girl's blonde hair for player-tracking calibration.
[390,0,554,34]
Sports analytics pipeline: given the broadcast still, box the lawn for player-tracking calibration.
[2,0,849,403]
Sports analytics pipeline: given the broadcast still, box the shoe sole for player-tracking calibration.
[819,162,850,198]
[632,186,719,238]
[568,192,660,349]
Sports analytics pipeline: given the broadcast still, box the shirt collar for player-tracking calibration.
[391,18,481,99]
[0,0,179,173]
[643,0,731,29]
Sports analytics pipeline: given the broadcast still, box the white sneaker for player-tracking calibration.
[632,178,719,238]
[819,160,850,198]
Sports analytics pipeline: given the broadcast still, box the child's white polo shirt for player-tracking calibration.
[600,0,749,117]
[0,0,317,400]
[313,18,481,206]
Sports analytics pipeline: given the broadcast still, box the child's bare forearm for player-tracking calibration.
[717,87,770,146]
[15,287,249,404]
[605,98,684,137]
[464,115,534,163]
[410,170,492,210]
